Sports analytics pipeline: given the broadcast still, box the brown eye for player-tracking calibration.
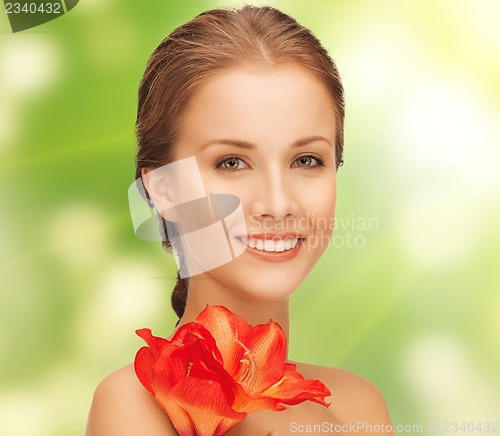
[223,158,240,169]
[293,155,324,168]
[216,156,249,171]
[297,156,312,167]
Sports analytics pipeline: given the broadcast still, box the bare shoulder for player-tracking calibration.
[86,363,177,436]
[294,361,395,434]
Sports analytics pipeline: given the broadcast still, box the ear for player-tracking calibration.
[141,167,177,220]
[141,157,208,222]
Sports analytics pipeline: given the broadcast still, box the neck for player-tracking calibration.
[172,274,291,358]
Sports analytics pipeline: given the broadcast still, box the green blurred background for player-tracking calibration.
[1,1,499,435]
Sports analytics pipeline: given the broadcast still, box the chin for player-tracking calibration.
[219,269,307,303]
[194,237,326,303]
[238,280,299,302]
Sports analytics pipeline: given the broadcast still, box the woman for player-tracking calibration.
[87,5,394,435]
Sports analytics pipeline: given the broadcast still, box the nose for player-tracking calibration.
[250,167,299,221]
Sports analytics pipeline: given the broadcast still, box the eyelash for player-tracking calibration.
[214,154,325,172]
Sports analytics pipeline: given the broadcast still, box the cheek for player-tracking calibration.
[299,177,336,221]
[202,176,254,209]
[304,187,336,259]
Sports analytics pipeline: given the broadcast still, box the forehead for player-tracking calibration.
[176,63,336,150]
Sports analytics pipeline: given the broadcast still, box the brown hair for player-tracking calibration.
[134,5,345,323]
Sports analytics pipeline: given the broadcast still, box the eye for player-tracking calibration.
[215,156,249,172]
[292,154,324,168]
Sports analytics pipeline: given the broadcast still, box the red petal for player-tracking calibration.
[163,377,246,436]
[262,366,332,407]
[134,346,156,394]
[135,328,169,357]
[240,321,287,392]
[150,330,237,403]
[174,322,225,364]
[152,343,191,395]
[134,329,174,395]
[186,338,237,404]
[231,383,286,414]
[196,305,252,377]
[149,391,197,436]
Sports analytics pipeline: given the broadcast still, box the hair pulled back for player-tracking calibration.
[134,5,345,323]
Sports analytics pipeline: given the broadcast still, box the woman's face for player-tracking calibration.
[171,63,337,301]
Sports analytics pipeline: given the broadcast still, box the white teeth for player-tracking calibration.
[242,238,300,252]
[275,240,286,252]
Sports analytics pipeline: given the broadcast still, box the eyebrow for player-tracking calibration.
[201,135,332,150]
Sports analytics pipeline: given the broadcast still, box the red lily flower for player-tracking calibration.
[195,306,331,414]
[134,305,331,435]
[134,323,245,436]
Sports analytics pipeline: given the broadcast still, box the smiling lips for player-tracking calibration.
[235,233,305,261]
